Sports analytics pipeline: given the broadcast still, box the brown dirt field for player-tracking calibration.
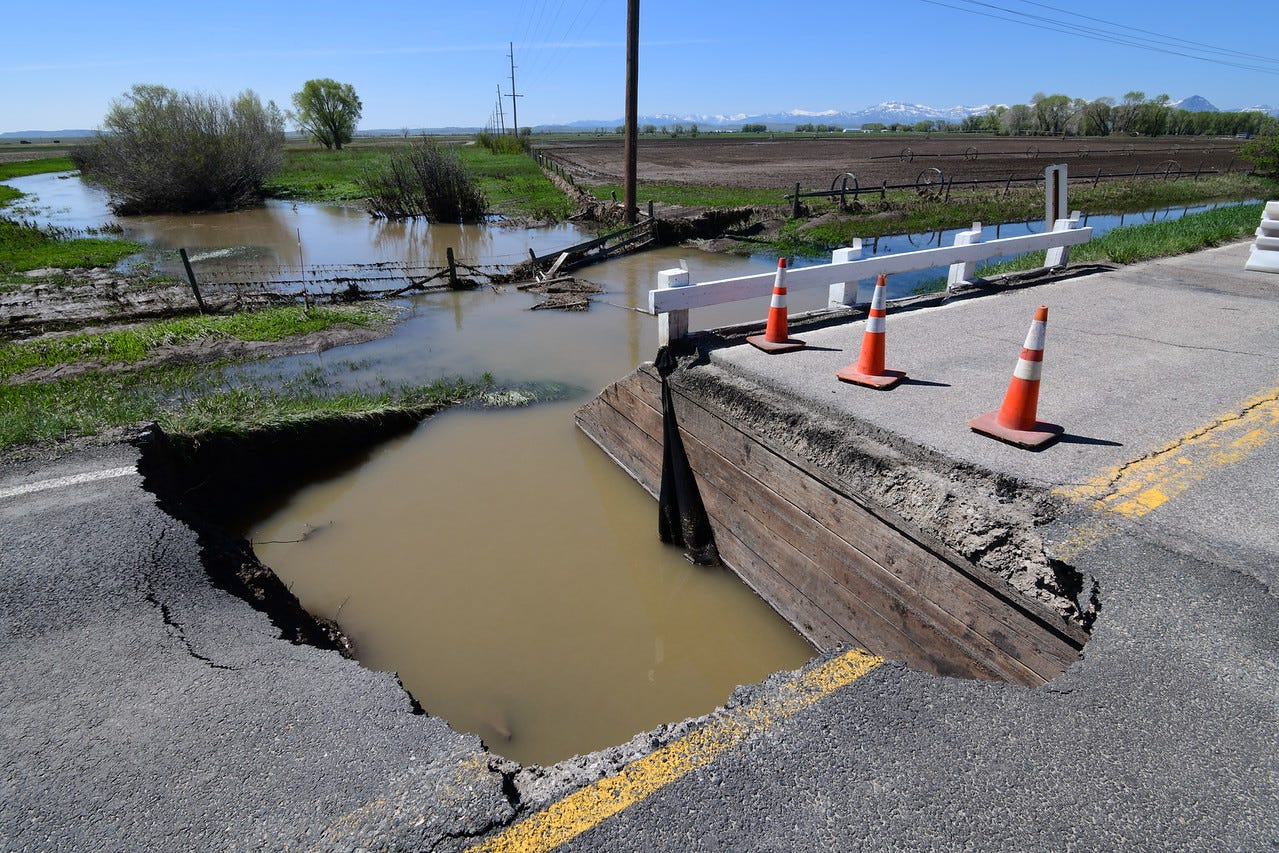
[542,134,1247,193]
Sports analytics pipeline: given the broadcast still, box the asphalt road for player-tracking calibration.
[2,241,1277,851]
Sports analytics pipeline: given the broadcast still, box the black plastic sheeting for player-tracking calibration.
[655,346,720,566]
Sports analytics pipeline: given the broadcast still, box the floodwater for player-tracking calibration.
[8,171,1256,763]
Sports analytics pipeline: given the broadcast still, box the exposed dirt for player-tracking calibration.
[543,134,1246,194]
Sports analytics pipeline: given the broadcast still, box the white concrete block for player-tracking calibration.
[1245,249,1279,273]
[1265,200,1279,219]
[1254,232,1279,251]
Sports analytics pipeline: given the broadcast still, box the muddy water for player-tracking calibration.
[250,403,812,765]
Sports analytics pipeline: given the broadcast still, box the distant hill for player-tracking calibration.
[0,129,92,139]
[559,101,997,131]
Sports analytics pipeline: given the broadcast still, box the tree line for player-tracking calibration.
[889,92,1277,138]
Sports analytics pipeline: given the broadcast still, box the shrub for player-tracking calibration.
[74,85,285,214]
[1240,132,1279,179]
[358,139,488,221]
[476,131,530,155]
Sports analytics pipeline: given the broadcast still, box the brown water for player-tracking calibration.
[11,172,820,765]
[249,404,813,764]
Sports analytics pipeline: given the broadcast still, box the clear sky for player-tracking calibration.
[3,0,1277,133]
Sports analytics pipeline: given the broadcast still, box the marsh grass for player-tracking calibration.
[0,304,383,381]
[0,217,146,273]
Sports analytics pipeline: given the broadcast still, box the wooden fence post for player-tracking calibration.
[178,248,208,314]
[657,267,690,348]
[792,182,801,219]
[446,247,459,288]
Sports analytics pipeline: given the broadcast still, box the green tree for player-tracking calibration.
[74,84,284,214]
[290,78,362,150]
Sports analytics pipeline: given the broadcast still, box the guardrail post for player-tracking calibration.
[1045,210,1082,269]
[828,241,863,308]
[946,223,983,291]
[657,267,691,348]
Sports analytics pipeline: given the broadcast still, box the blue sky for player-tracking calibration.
[3,0,1277,133]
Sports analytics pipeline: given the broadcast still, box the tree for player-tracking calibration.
[290,78,362,150]
[74,84,284,214]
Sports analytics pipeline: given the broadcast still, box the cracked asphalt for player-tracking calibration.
[2,241,1277,851]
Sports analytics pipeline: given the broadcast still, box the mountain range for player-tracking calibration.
[4,98,1278,138]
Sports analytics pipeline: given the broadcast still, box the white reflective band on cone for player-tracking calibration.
[1023,320,1047,352]
[867,315,886,333]
[1013,358,1043,381]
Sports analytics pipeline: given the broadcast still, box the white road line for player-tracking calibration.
[0,466,137,501]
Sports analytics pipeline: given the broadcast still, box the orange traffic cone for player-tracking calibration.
[836,274,905,389]
[747,258,805,353]
[968,305,1063,449]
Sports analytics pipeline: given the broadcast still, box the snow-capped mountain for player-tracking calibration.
[563,101,999,130]
[1238,104,1279,118]
[1170,95,1219,112]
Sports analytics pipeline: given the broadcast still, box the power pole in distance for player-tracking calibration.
[508,42,523,137]
[496,84,506,134]
[623,0,639,224]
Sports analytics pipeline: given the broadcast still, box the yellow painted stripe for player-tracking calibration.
[1054,388,1279,559]
[466,648,883,853]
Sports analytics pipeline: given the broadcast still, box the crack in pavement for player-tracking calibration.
[140,524,238,672]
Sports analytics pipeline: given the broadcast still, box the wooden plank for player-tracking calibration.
[627,367,1082,677]
[649,226,1093,314]
[603,376,1035,683]
[578,383,849,650]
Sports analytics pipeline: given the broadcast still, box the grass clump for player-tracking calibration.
[359,139,488,221]
[0,157,77,181]
[0,305,382,381]
[0,217,145,273]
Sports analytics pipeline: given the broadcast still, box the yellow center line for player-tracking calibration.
[466,647,883,853]
[1053,388,1279,559]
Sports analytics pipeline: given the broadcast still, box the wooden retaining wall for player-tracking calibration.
[575,364,1087,687]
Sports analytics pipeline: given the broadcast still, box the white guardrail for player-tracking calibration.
[650,212,1092,346]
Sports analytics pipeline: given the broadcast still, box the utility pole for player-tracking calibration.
[508,42,523,137]
[623,0,639,223]
[496,84,506,134]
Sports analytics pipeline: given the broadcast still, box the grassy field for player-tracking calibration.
[263,142,575,219]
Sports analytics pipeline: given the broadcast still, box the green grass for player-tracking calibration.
[978,202,1265,277]
[263,143,574,219]
[0,217,145,273]
[905,201,1266,295]
[0,363,479,452]
[0,305,384,381]
[587,182,781,208]
[0,157,76,181]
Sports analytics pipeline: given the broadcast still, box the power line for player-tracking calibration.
[914,0,1279,76]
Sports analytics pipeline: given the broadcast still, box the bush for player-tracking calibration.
[476,131,530,154]
[1240,132,1279,179]
[358,139,488,222]
[74,85,285,214]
